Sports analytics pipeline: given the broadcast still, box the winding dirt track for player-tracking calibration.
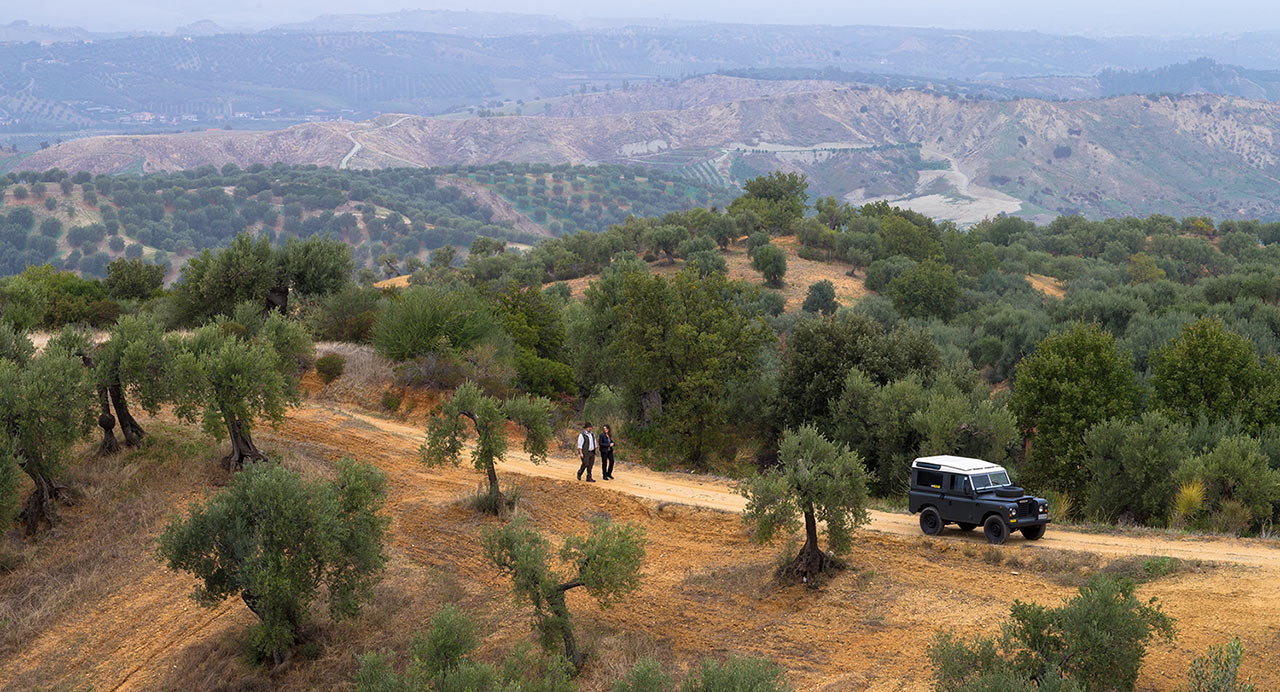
[304,404,1280,571]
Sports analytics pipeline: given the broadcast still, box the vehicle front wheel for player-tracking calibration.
[919,507,943,536]
[1021,524,1046,541]
[957,522,977,532]
[983,516,1009,545]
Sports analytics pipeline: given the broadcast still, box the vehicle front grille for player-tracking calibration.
[1017,500,1036,518]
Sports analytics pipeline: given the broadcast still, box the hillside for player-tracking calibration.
[2,374,1278,691]
[20,81,1280,222]
[0,164,731,277]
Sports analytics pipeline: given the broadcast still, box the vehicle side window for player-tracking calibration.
[948,474,961,494]
[917,470,943,489]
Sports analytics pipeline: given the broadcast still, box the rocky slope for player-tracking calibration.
[19,79,1280,222]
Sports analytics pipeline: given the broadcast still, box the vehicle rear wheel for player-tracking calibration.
[957,522,977,532]
[983,516,1009,545]
[1020,524,1046,541]
[919,507,943,536]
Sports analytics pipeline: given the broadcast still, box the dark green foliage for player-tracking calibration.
[423,381,553,511]
[585,266,773,465]
[1178,435,1280,532]
[733,172,808,232]
[103,257,165,300]
[801,280,838,315]
[740,426,870,582]
[483,515,645,671]
[315,353,346,383]
[887,257,960,320]
[308,285,383,343]
[1084,412,1189,525]
[157,459,389,662]
[372,284,505,363]
[1012,324,1141,490]
[928,576,1174,692]
[751,243,787,287]
[1152,318,1280,430]
[776,312,942,430]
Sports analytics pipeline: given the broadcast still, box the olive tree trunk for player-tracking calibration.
[109,384,145,447]
[95,387,120,456]
[19,464,69,536]
[778,505,843,585]
[222,415,267,471]
[550,586,585,672]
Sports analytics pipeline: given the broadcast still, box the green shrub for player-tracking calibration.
[680,656,793,692]
[315,353,346,384]
[371,284,504,362]
[1182,639,1254,692]
[928,576,1175,692]
[801,280,838,315]
[381,389,402,412]
[751,244,787,287]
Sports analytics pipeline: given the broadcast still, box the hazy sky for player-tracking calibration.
[5,0,1278,36]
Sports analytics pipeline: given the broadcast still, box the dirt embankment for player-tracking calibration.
[3,394,1279,692]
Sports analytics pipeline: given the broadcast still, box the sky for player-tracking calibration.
[4,0,1278,36]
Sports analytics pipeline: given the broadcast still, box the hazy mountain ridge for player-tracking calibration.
[18,79,1280,222]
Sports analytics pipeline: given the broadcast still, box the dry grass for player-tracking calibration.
[1026,273,1066,298]
[305,342,397,406]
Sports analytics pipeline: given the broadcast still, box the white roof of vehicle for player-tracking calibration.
[912,455,1007,475]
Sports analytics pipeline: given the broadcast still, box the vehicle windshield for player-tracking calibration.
[971,471,1011,490]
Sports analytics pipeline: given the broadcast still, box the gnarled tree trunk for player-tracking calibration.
[223,416,267,471]
[778,506,844,585]
[96,387,120,456]
[19,464,69,536]
[483,460,504,514]
[550,587,585,672]
[109,384,145,447]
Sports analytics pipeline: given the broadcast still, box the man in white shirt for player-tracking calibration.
[576,422,597,482]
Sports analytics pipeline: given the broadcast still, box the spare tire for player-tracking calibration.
[995,486,1025,498]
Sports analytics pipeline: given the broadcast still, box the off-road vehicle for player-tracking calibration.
[908,455,1050,545]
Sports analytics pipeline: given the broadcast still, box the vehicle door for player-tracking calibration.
[943,474,973,523]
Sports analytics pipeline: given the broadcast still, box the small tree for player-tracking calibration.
[172,316,311,470]
[751,243,787,287]
[157,459,389,663]
[801,280,838,315]
[103,257,165,300]
[1152,318,1278,430]
[423,381,552,513]
[483,515,646,672]
[94,313,173,448]
[740,425,870,583]
[645,225,685,264]
[0,337,95,534]
[887,257,960,320]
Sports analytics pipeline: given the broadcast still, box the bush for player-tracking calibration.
[680,657,793,692]
[801,280,838,315]
[1182,639,1255,692]
[751,244,787,287]
[928,576,1174,692]
[1084,412,1189,525]
[315,353,346,384]
[1178,435,1280,533]
[371,284,505,362]
[309,285,382,343]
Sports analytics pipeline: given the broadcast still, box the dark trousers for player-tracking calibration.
[577,450,596,480]
[600,448,615,478]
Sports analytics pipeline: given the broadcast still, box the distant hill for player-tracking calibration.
[0,163,730,278]
[17,78,1280,223]
[9,22,1280,138]
[267,10,575,36]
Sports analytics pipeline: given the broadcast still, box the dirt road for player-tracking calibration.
[304,404,1280,571]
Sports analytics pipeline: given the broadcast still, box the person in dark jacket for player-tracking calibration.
[599,424,616,480]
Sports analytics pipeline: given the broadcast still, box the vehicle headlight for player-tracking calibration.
[1040,503,1048,513]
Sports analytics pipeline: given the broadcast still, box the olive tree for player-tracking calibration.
[172,315,312,470]
[0,333,94,534]
[422,381,552,513]
[93,314,174,449]
[157,459,389,663]
[483,515,645,672]
[739,425,870,583]
[751,243,787,287]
